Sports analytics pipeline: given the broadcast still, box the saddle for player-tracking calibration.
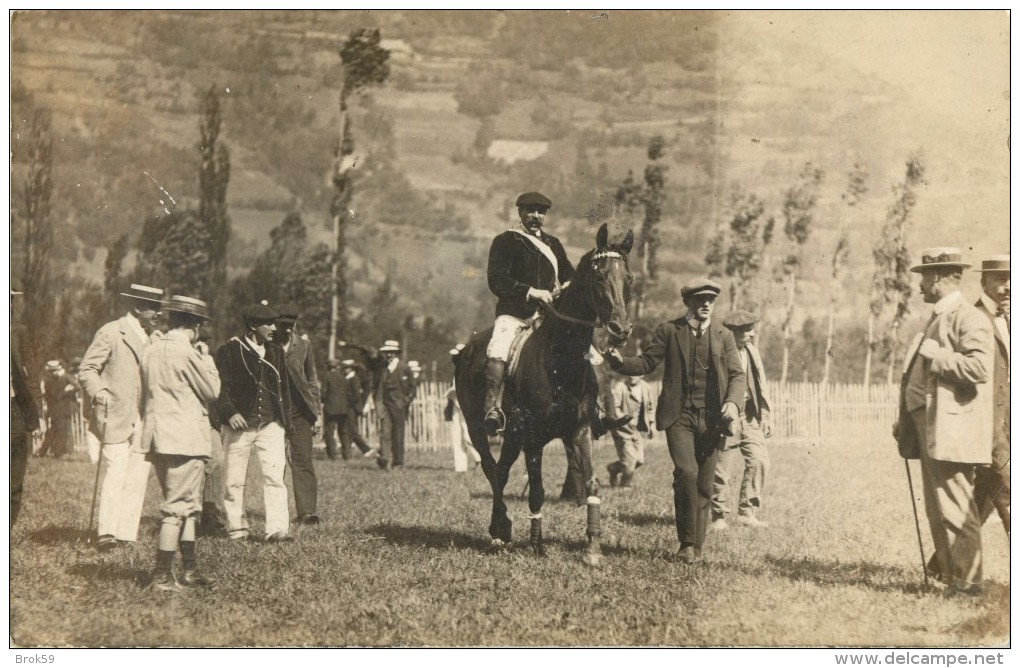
[506,313,543,382]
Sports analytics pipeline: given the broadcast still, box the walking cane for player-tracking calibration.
[903,458,931,589]
[87,402,109,542]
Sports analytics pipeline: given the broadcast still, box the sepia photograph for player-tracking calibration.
[6,7,1011,655]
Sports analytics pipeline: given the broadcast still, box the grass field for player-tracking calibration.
[9,432,1010,648]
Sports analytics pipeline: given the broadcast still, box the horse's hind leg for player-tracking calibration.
[488,431,522,546]
[468,422,497,484]
[523,445,546,556]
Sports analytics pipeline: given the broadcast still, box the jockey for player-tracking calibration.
[484,192,627,439]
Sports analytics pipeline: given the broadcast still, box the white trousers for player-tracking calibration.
[449,413,480,472]
[96,437,152,542]
[222,421,289,538]
[486,315,527,361]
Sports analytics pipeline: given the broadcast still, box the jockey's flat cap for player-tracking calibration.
[910,247,971,273]
[120,283,165,305]
[723,309,759,329]
[515,192,552,209]
[680,277,722,300]
[244,303,279,325]
[275,303,300,324]
[166,295,211,321]
[977,255,1010,273]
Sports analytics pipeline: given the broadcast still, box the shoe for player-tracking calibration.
[944,581,983,598]
[179,569,215,589]
[377,456,390,470]
[265,532,294,543]
[677,545,703,565]
[296,514,320,526]
[607,462,621,487]
[148,570,180,591]
[711,517,729,532]
[97,534,119,552]
[228,531,252,541]
[363,447,379,458]
[736,514,768,528]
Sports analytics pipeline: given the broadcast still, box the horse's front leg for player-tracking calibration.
[523,444,546,556]
[571,424,603,567]
[488,431,521,548]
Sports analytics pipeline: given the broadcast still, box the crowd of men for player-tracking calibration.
[7,189,1009,599]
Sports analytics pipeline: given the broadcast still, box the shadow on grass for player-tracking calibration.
[615,512,673,527]
[762,555,935,594]
[365,523,492,551]
[946,581,1010,640]
[28,524,93,545]
[67,561,148,586]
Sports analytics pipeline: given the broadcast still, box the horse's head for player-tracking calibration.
[590,222,634,347]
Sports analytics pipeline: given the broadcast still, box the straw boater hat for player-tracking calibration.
[449,343,466,357]
[976,255,1009,273]
[44,360,63,372]
[165,295,211,321]
[119,283,165,305]
[407,360,421,371]
[910,247,972,273]
[341,358,355,367]
[379,339,401,353]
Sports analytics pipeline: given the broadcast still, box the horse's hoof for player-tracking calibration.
[485,539,509,554]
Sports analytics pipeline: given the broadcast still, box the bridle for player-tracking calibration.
[542,250,628,328]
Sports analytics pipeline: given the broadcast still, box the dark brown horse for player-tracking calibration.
[455,222,633,563]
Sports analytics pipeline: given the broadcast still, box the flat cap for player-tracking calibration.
[244,303,279,323]
[515,192,552,209]
[275,303,300,324]
[723,309,759,329]
[680,277,722,300]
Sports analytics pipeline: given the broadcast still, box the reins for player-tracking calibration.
[541,249,626,328]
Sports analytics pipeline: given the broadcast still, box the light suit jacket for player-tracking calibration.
[904,294,994,464]
[743,342,772,422]
[140,330,221,457]
[975,299,1010,466]
[78,314,152,444]
[606,378,655,437]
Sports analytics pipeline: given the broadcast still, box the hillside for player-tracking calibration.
[10,10,1008,352]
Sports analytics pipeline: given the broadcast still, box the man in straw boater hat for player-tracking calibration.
[213,302,294,542]
[895,247,993,596]
[606,277,744,565]
[274,304,322,526]
[370,339,417,470]
[972,255,1010,537]
[139,295,220,590]
[79,283,165,551]
[10,289,42,527]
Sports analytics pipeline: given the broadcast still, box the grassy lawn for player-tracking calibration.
[9,433,1009,647]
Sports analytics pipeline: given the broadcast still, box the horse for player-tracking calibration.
[455,222,634,563]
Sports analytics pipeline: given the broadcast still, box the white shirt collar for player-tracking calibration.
[244,334,266,358]
[980,292,1002,314]
[933,290,961,315]
[687,316,710,332]
[519,222,542,239]
[387,357,399,372]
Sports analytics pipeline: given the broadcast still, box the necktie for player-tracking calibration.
[997,303,1010,333]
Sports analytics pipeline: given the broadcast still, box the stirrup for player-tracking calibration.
[484,407,507,436]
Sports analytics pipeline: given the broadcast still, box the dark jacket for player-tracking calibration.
[283,335,320,423]
[322,368,362,416]
[609,316,746,432]
[10,350,40,435]
[370,358,417,417]
[488,229,575,319]
[213,336,292,432]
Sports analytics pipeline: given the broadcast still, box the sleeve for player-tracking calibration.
[929,310,993,385]
[721,329,747,407]
[605,382,624,420]
[304,346,321,416]
[212,343,240,423]
[611,323,668,376]
[185,350,222,403]
[487,234,531,300]
[77,326,113,401]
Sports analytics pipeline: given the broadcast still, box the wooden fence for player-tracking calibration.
[50,380,899,456]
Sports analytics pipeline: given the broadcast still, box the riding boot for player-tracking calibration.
[483,358,507,436]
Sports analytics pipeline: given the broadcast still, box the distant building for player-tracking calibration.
[486,140,549,165]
